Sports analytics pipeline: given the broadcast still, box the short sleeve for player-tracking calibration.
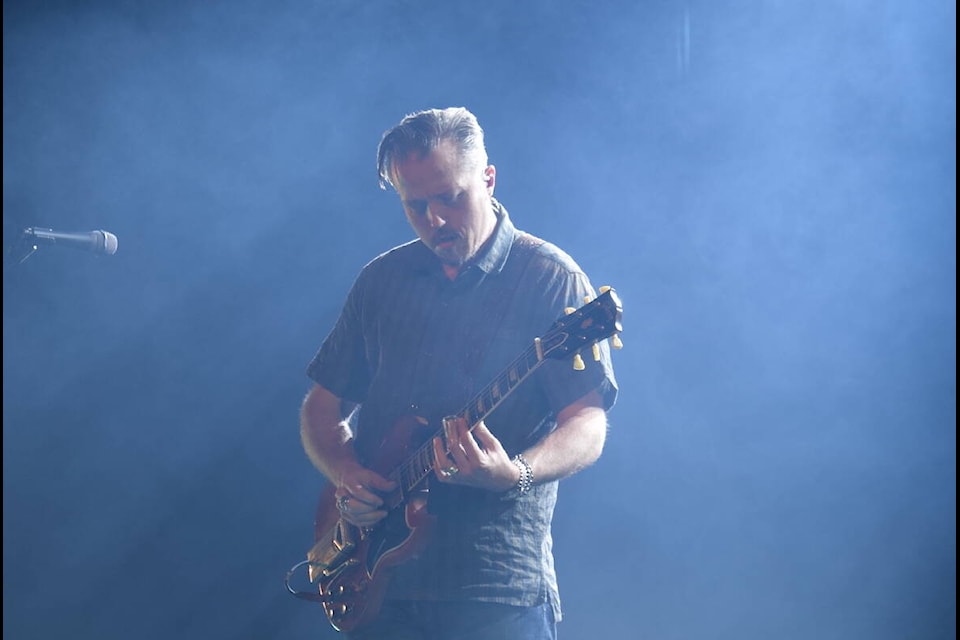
[305,271,372,403]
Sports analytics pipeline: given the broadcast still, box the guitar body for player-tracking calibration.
[308,414,436,632]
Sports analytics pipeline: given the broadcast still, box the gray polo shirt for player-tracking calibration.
[307,199,618,621]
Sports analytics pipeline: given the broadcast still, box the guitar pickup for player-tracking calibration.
[306,519,357,582]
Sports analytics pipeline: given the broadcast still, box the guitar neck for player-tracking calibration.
[390,340,546,499]
[385,287,622,507]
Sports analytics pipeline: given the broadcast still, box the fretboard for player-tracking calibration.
[389,341,545,502]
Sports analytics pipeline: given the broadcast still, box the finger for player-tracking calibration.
[337,467,395,509]
[432,436,454,476]
[341,484,381,507]
[442,417,462,452]
[355,471,397,504]
[342,508,388,527]
[455,421,484,463]
[445,417,477,464]
[361,469,398,493]
[432,436,466,483]
[338,494,381,518]
[339,485,386,510]
[471,421,506,455]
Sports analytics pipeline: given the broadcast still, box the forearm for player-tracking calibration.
[520,390,608,485]
[299,383,360,482]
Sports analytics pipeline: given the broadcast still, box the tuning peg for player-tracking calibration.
[584,295,592,304]
[572,353,586,370]
[592,343,601,361]
[611,334,623,349]
[599,285,612,294]
[564,307,576,315]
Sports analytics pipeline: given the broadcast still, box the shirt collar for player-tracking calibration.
[408,197,516,278]
[468,197,516,275]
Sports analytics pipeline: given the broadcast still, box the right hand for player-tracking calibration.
[333,461,397,527]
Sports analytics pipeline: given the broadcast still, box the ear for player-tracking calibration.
[484,165,496,194]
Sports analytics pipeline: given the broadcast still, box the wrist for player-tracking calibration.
[510,453,534,495]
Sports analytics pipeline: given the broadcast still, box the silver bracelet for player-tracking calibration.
[511,453,534,495]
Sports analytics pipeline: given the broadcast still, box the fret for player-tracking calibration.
[406,466,417,489]
[527,350,539,370]
[417,447,431,478]
[509,360,520,381]
[423,446,433,474]
[385,487,401,510]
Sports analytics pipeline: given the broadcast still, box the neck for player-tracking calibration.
[442,264,460,280]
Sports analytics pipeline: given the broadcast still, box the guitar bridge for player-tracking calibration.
[307,519,358,582]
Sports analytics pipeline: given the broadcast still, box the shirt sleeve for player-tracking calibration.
[305,270,372,403]
[531,257,619,416]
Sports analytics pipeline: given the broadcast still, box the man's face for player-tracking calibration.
[392,139,496,268]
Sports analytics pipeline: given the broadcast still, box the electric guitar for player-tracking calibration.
[287,287,623,632]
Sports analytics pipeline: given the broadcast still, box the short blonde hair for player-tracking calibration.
[376,107,488,190]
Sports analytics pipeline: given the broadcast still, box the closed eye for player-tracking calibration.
[404,200,428,216]
[438,191,463,207]
[404,191,463,216]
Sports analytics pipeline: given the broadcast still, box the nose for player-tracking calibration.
[425,205,446,229]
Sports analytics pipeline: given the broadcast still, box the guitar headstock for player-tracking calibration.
[538,286,623,364]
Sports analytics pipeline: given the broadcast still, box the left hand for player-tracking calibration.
[432,417,520,492]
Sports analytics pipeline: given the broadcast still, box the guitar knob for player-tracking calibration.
[572,353,586,371]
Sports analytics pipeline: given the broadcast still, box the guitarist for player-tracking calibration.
[300,107,618,640]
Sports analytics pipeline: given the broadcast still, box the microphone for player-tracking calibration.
[22,227,119,255]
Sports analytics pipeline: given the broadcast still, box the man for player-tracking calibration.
[300,107,617,639]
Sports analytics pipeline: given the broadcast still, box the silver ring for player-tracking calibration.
[337,495,349,511]
[442,465,459,477]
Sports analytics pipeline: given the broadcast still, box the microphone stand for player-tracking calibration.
[4,229,39,268]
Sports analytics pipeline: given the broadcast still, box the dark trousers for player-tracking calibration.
[346,600,557,640]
